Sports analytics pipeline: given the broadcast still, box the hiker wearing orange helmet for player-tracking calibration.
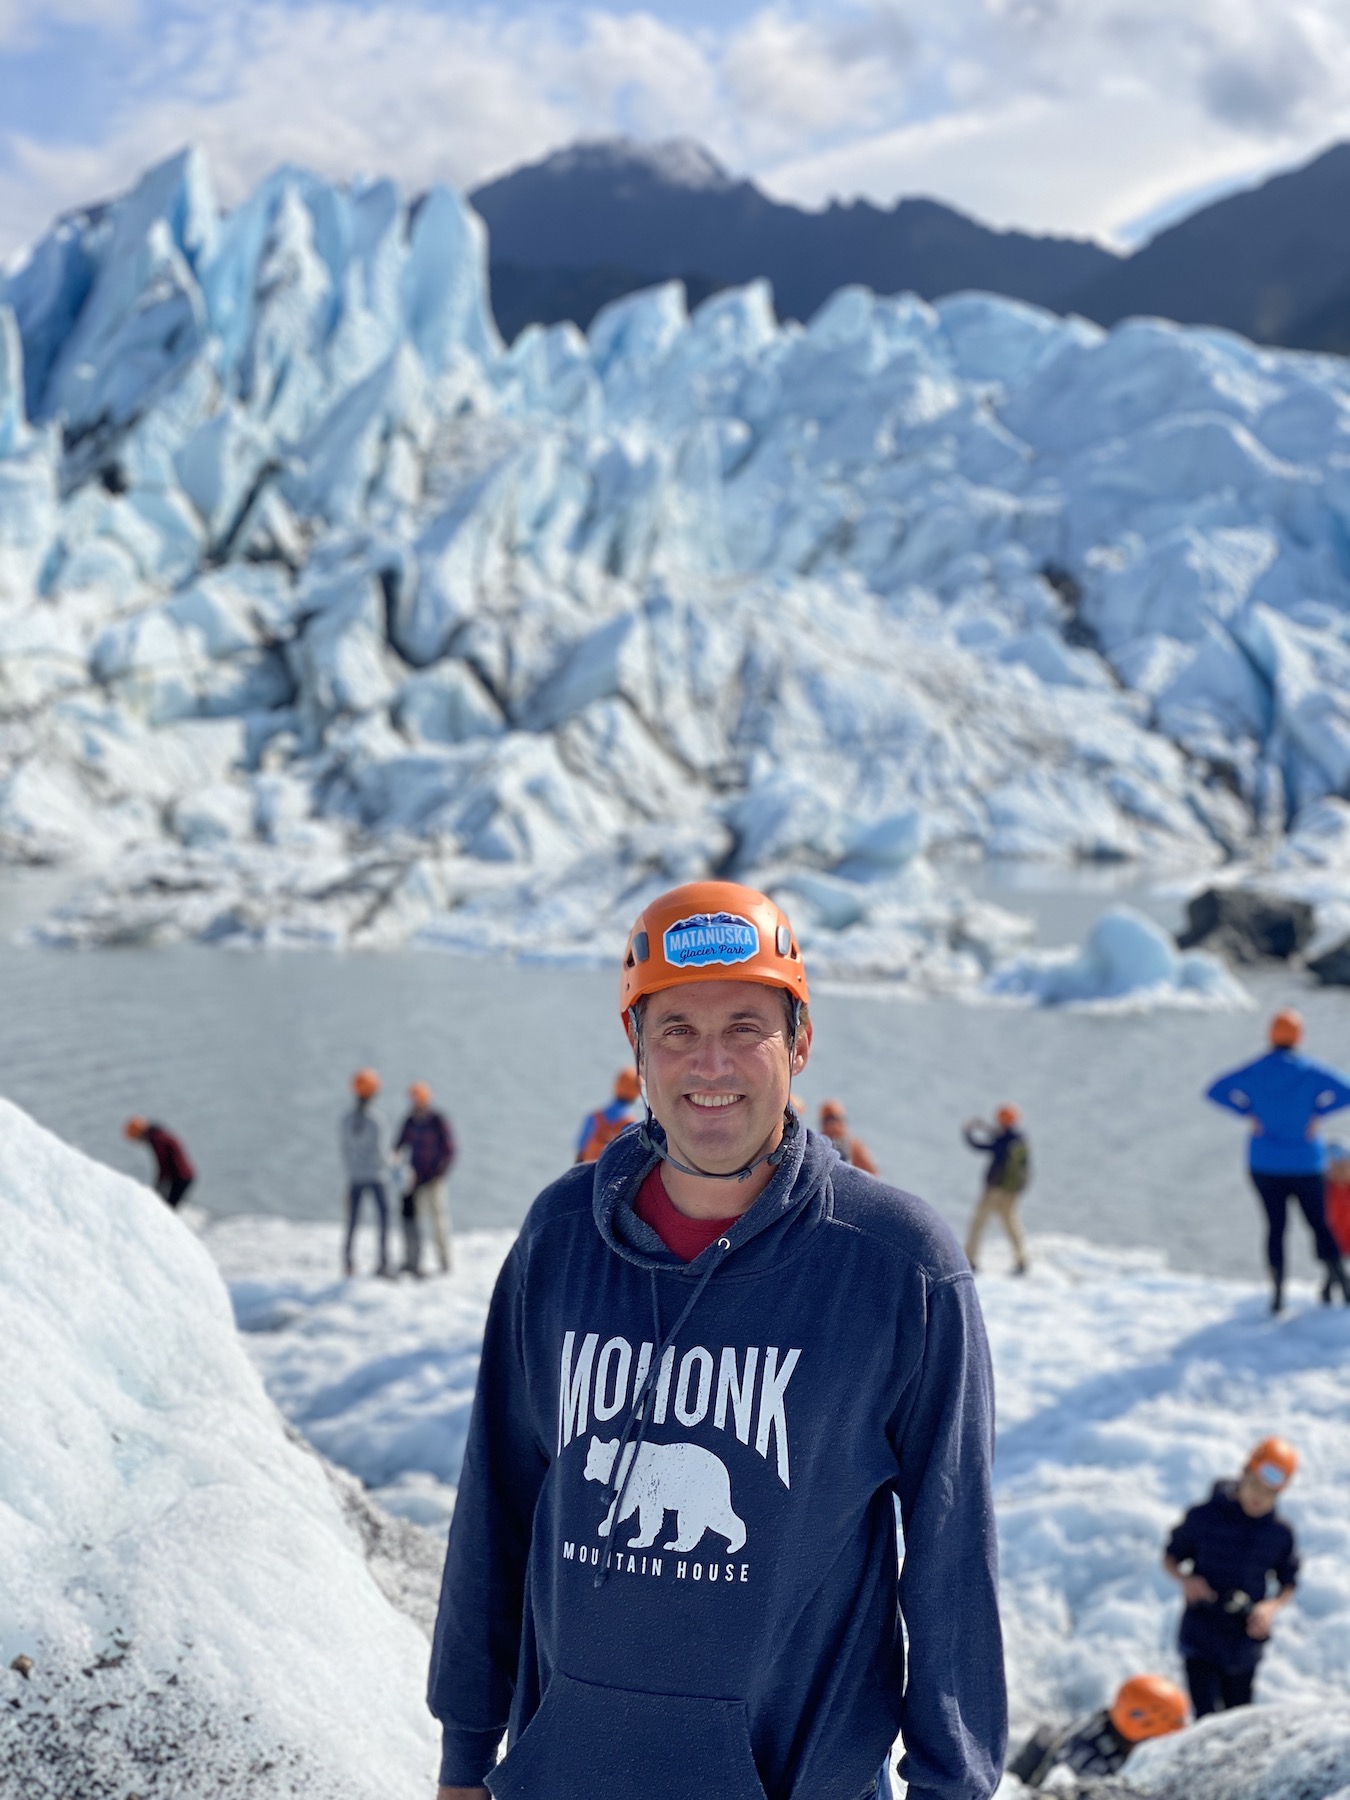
[1164,1437,1300,1718]
[1206,1010,1350,1311]
[817,1100,879,1175]
[1006,1673,1187,1789]
[123,1115,195,1209]
[340,1068,393,1278]
[429,879,1005,1800]
[574,1068,642,1165]
[962,1103,1031,1275]
[397,1081,457,1276]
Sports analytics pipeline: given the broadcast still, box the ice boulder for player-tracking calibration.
[0,1097,439,1797]
[1119,1702,1350,1800]
[983,904,1251,1010]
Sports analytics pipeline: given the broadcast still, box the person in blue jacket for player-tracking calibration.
[1202,1015,1350,1310]
[1205,1008,1350,1312]
[428,880,1006,1800]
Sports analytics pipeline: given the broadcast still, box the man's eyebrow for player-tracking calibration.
[652,1007,775,1025]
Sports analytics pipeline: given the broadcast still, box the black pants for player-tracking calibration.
[1185,1656,1254,1717]
[157,1175,192,1210]
[1250,1171,1344,1280]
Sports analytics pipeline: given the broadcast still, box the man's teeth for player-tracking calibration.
[688,1094,741,1108]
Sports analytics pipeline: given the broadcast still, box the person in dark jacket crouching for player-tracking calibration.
[428,881,1006,1800]
[1163,1437,1300,1718]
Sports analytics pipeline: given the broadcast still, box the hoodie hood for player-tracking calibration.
[592,1110,831,1275]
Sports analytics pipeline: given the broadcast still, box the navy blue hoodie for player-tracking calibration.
[428,1119,1006,1800]
[1166,1480,1299,1673]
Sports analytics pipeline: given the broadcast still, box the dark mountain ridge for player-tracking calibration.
[470,136,1350,354]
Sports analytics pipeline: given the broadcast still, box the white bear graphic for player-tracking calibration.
[584,1435,747,1554]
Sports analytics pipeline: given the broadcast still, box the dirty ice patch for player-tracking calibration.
[0,1099,439,1799]
[982,905,1252,1011]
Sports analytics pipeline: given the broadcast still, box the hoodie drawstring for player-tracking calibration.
[593,1243,731,1588]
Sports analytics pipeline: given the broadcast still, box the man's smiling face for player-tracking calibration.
[637,978,809,1177]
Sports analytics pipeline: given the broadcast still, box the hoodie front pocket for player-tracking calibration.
[486,1669,769,1800]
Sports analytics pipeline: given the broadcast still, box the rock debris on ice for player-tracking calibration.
[5,149,1350,976]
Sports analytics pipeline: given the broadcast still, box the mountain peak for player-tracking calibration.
[534,136,736,193]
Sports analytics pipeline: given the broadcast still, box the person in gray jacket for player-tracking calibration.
[342,1067,393,1277]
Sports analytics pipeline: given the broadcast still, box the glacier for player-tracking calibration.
[4,147,1350,977]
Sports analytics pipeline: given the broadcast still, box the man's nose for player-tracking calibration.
[686,1031,737,1081]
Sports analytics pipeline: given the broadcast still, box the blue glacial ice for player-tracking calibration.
[3,147,1350,988]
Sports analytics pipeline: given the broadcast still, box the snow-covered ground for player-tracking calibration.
[5,149,1350,978]
[0,1099,441,1798]
[203,1213,1350,1791]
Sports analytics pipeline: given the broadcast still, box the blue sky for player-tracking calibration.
[4,1,1350,262]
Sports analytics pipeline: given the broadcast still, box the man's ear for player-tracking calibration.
[791,1020,813,1076]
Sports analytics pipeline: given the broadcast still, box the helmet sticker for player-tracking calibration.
[664,911,760,969]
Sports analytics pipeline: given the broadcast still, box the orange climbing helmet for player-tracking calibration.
[820,1099,846,1122]
[1246,1436,1298,1489]
[619,881,808,1018]
[352,1068,381,1099]
[123,1116,149,1141]
[613,1068,641,1103]
[1269,1009,1303,1049]
[1109,1674,1188,1743]
[996,1103,1021,1127]
[408,1081,431,1107]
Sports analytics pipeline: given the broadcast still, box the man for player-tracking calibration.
[818,1098,879,1173]
[1163,1438,1300,1719]
[398,1081,458,1276]
[574,1068,642,1163]
[341,1067,392,1279]
[429,880,1005,1800]
[1007,1674,1187,1790]
[962,1104,1030,1275]
[124,1115,195,1209]
[1206,1009,1350,1311]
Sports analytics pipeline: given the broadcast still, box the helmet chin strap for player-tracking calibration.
[638,1104,800,1184]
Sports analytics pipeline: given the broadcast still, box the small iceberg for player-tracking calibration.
[982,903,1252,1011]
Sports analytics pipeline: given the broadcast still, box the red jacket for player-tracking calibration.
[144,1125,194,1184]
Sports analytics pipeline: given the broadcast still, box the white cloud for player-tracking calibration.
[3,0,1350,263]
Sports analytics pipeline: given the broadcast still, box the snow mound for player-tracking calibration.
[8,148,1350,961]
[0,1099,439,1797]
[982,904,1252,1010]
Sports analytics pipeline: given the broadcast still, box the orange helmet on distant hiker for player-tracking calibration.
[1109,1674,1187,1743]
[352,1068,381,1099]
[614,1068,641,1103]
[1246,1436,1298,1489]
[1269,1009,1303,1049]
[820,1099,846,1123]
[996,1104,1021,1127]
[408,1081,431,1107]
[123,1116,148,1141]
[619,881,808,1017]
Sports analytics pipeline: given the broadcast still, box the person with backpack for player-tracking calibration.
[1163,1437,1300,1718]
[1205,1009,1350,1311]
[397,1081,458,1276]
[123,1116,196,1209]
[963,1104,1031,1274]
[574,1067,641,1163]
[1006,1674,1187,1790]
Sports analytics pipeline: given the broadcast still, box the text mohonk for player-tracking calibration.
[558,1331,801,1488]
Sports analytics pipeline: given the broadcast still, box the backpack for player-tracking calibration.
[578,1109,629,1164]
[1001,1138,1030,1195]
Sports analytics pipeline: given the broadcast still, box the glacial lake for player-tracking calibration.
[3,863,1349,1284]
